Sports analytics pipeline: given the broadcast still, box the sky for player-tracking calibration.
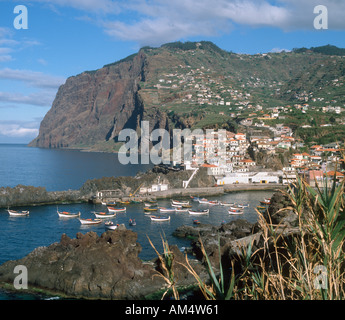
[0,0,344,143]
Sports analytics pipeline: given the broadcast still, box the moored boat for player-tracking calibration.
[238,204,249,208]
[260,198,271,205]
[219,202,235,206]
[105,221,118,230]
[171,200,189,206]
[230,206,242,210]
[197,198,209,204]
[93,211,116,218]
[131,200,142,204]
[188,209,209,215]
[149,215,171,222]
[228,209,244,215]
[144,202,157,207]
[118,200,131,205]
[129,219,136,226]
[8,209,29,217]
[175,207,188,213]
[57,210,80,218]
[193,219,201,225]
[107,206,126,213]
[79,218,102,225]
[144,207,158,212]
[208,200,219,205]
[159,207,176,213]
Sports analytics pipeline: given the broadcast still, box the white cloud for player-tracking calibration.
[270,47,292,53]
[27,0,121,14]
[0,68,65,108]
[0,91,56,107]
[104,0,345,45]
[0,122,39,138]
[0,68,65,89]
[101,0,292,46]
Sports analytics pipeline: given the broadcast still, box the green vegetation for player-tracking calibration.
[151,170,345,300]
[132,41,345,143]
[293,44,345,56]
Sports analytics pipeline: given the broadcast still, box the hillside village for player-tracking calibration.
[140,49,345,189]
[139,55,345,190]
[178,128,344,187]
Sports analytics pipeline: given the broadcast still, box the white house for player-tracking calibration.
[217,171,281,185]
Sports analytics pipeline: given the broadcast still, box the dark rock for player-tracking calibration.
[267,191,298,227]
[0,230,168,299]
[174,219,255,267]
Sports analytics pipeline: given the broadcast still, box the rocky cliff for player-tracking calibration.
[30,41,341,151]
[29,52,148,149]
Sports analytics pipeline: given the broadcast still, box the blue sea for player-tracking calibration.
[0,144,274,300]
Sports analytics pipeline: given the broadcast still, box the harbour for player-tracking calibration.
[0,144,276,299]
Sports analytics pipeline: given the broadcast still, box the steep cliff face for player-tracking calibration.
[30,41,339,151]
[29,52,149,149]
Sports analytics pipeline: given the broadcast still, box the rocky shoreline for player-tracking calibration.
[0,165,291,299]
[0,166,282,209]
[0,190,295,300]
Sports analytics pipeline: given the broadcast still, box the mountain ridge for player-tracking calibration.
[29,41,345,151]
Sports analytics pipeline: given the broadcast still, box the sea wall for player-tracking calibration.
[0,167,285,208]
[0,185,87,208]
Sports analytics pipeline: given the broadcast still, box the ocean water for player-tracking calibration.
[0,144,274,300]
[0,144,152,191]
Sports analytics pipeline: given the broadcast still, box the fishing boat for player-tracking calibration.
[57,210,80,218]
[175,207,188,213]
[149,215,171,222]
[238,204,249,208]
[159,207,176,213]
[144,207,158,212]
[79,218,102,225]
[228,209,244,215]
[105,221,118,230]
[93,211,116,218]
[171,200,189,206]
[129,219,136,226]
[144,202,157,207]
[260,198,271,205]
[197,198,209,204]
[230,205,243,210]
[188,209,209,215]
[190,196,200,202]
[8,209,29,217]
[207,200,219,205]
[118,200,131,205]
[131,200,142,204]
[219,202,235,206]
[107,206,126,213]
[193,219,201,225]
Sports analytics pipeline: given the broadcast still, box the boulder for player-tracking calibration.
[0,230,166,299]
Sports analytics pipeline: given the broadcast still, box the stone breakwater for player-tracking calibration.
[0,167,215,208]
[0,185,87,208]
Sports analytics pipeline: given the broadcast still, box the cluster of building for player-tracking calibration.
[179,128,344,187]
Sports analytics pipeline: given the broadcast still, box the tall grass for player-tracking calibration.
[149,169,345,300]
